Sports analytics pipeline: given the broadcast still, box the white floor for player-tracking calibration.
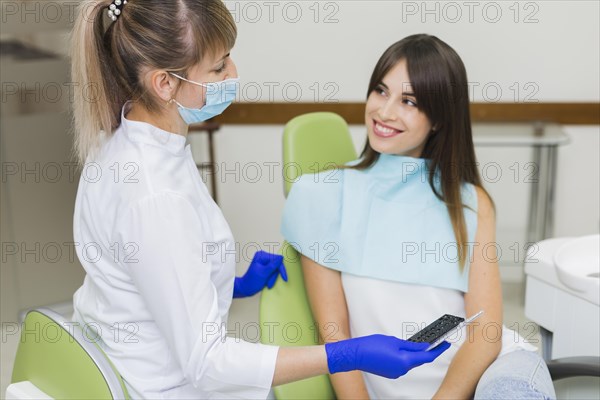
[0,282,541,397]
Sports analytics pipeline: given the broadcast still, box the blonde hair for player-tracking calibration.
[70,0,236,166]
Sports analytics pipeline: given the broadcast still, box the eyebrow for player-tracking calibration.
[378,82,416,97]
[217,53,230,63]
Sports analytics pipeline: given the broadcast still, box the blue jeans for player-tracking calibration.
[475,349,556,399]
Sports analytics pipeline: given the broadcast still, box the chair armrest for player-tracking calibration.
[547,356,600,381]
[5,381,52,400]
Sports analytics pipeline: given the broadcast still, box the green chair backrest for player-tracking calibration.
[260,245,336,399]
[282,112,358,196]
[260,112,358,399]
[11,308,130,399]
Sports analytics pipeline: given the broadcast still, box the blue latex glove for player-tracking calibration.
[233,250,287,298]
[325,334,450,379]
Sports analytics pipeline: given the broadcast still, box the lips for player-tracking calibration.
[373,120,403,138]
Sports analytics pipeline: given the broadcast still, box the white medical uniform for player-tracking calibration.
[72,102,279,399]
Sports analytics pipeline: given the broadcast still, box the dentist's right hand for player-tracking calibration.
[325,334,450,379]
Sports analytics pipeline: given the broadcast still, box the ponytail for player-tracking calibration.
[70,0,123,166]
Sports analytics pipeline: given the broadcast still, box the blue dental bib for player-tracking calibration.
[280,153,479,292]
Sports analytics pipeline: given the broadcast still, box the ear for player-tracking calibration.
[148,70,178,102]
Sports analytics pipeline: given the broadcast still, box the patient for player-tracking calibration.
[281,34,556,399]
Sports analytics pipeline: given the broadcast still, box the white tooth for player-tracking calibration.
[377,123,395,133]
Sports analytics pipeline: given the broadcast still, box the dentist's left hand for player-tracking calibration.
[233,250,287,298]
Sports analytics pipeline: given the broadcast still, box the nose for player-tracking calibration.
[227,58,238,80]
[378,97,397,122]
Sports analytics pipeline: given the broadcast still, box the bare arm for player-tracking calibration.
[271,345,329,386]
[300,255,371,399]
[433,187,503,399]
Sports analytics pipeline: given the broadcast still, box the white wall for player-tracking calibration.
[212,0,600,297]
[1,1,598,326]
[226,0,599,102]
[554,126,600,236]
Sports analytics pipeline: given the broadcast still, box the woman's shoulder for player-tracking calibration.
[473,185,495,220]
[292,158,361,187]
[289,165,347,195]
[461,183,494,222]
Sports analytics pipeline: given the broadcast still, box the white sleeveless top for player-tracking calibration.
[342,273,536,399]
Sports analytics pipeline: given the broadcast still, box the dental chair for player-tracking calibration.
[260,112,600,399]
[260,112,356,399]
[5,307,129,399]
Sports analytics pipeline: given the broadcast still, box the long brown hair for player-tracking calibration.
[351,34,492,271]
[70,0,236,166]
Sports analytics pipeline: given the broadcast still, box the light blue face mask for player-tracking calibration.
[169,72,239,124]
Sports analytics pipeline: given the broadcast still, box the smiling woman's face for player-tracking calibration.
[365,59,433,158]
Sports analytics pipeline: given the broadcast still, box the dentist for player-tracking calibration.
[69,0,450,398]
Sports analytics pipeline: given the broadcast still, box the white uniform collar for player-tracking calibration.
[120,101,187,154]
